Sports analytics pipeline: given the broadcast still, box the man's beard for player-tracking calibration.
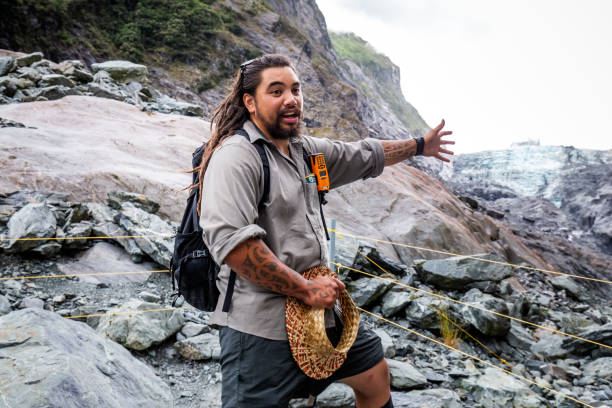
[255,103,302,140]
[267,118,302,140]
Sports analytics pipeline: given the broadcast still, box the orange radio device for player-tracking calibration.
[309,153,330,192]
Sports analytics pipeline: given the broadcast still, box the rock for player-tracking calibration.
[118,202,174,267]
[507,321,536,350]
[108,191,160,214]
[563,323,612,355]
[91,60,148,83]
[381,289,413,318]
[0,308,173,407]
[1,203,56,253]
[16,66,41,83]
[373,328,396,358]
[316,383,354,408]
[174,332,220,360]
[0,295,11,315]
[31,85,81,101]
[404,295,442,330]
[39,74,76,88]
[548,310,595,335]
[402,389,461,408]
[81,81,126,101]
[156,94,203,117]
[583,357,612,378]
[415,253,514,290]
[16,52,43,67]
[57,241,156,284]
[30,241,62,256]
[531,334,569,359]
[0,57,16,76]
[139,291,161,303]
[551,276,590,302]
[462,367,543,407]
[71,68,94,83]
[96,299,184,350]
[53,294,66,304]
[460,289,510,336]
[351,245,411,278]
[346,276,393,308]
[180,322,210,338]
[387,359,428,390]
[19,297,45,309]
[86,202,146,262]
[61,221,93,250]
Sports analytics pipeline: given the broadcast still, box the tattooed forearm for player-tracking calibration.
[224,238,344,308]
[224,238,309,299]
[382,139,417,166]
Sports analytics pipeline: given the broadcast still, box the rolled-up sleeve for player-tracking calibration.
[303,136,385,189]
[200,140,266,265]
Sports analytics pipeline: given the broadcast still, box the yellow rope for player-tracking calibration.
[0,269,169,281]
[0,233,174,242]
[333,262,611,351]
[332,230,612,284]
[359,308,596,408]
[65,305,193,320]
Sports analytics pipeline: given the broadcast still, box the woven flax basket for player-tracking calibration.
[285,265,360,379]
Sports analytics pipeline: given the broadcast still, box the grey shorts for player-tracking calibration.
[219,321,384,408]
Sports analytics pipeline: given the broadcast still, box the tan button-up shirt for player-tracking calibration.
[201,120,384,340]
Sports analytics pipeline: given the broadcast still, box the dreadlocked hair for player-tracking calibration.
[192,54,296,216]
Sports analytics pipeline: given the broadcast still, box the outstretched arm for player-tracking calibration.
[382,119,455,166]
[223,237,344,309]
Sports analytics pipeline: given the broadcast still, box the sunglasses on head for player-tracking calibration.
[240,58,257,75]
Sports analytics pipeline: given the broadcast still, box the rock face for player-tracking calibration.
[0,308,173,407]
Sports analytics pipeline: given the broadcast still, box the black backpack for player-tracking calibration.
[171,129,270,312]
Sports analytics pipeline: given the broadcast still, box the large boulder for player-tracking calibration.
[174,333,221,361]
[0,56,16,76]
[459,289,511,337]
[404,295,443,330]
[346,276,393,308]
[462,367,543,407]
[0,308,173,407]
[91,60,148,83]
[96,299,184,350]
[387,359,428,390]
[415,253,514,290]
[86,202,146,262]
[118,202,174,267]
[1,202,56,253]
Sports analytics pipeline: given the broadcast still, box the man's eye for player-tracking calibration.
[272,89,282,95]
[293,88,301,95]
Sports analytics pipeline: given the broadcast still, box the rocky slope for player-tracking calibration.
[0,0,430,144]
[445,145,612,295]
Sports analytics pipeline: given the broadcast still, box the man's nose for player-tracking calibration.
[284,91,298,107]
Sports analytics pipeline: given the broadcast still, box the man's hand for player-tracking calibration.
[224,238,342,309]
[303,276,345,309]
[423,119,455,162]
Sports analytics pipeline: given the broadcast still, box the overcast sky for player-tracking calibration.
[316,0,612,154]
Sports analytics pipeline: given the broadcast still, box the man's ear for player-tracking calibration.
[243,93,256,114]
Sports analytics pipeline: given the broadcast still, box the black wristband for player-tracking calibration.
[416,137,425,156]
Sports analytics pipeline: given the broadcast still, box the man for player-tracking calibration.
[198,54,454,407]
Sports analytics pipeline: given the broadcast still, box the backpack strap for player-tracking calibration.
[222,128,271,313]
